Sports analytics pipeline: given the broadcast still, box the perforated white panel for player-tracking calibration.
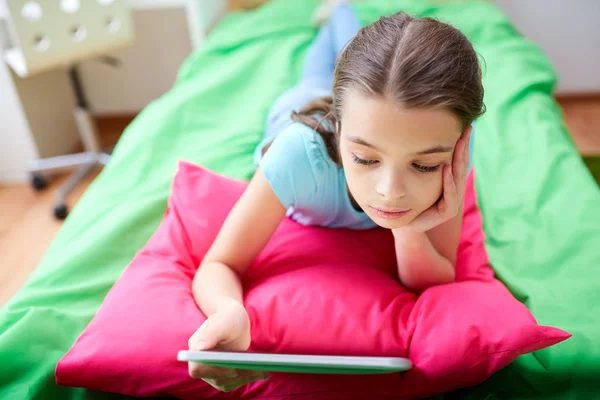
[4,0,133,76]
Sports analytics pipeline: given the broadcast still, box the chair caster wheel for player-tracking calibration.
[32,174,48,191]
[54,204,68,220]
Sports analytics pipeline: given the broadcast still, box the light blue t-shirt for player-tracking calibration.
[259,122,377,230]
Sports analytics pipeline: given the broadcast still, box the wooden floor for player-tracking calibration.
[558,96,600,155]
[0,98,599,308]
[0,116,133,307]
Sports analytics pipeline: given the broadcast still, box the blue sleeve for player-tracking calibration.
[258,124,320,209]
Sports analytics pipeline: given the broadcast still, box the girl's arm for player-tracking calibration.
[425,205,462,267]
[392,207,461,293]
[392,129,471,292]
[192,168,287,317]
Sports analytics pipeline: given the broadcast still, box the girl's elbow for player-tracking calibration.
[400,262,456,293]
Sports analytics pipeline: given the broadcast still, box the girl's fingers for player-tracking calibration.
[452,137,465,181]
[451,131,470,200]
[190,364,238,380]
[442,165,458,217]
[207,370,270,392]
[463,131,471,172]
[464,130,471,160]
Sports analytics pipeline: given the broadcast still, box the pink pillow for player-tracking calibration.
[55,161,569,399]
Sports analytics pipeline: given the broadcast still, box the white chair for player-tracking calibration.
[2,0,133,219]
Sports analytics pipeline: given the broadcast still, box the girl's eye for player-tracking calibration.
[352,154,378,166]
[413,163,440,173]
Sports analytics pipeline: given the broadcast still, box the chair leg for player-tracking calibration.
[28,64,113,219]
[30,152,96,175]
[98,152,111,166]
[53,162,96,220]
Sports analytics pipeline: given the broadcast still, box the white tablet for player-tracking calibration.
[178,350,412,375]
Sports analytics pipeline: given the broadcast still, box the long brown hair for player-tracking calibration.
[288,11,485,165]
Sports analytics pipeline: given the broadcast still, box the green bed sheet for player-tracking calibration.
[1,1,599,399]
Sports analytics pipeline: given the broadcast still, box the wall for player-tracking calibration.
[495,0,600,94]
[0,60,38,182]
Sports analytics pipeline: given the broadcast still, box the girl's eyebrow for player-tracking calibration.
[346,136,453,155]
[346,136,381,151]
[415,145,454,155]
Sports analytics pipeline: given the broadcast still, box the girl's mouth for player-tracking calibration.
[369,206,410,220]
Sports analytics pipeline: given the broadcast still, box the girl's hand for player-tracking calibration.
[399,129,471,234]
[187,302,269,392]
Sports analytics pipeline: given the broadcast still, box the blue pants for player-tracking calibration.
[254,4,362,165]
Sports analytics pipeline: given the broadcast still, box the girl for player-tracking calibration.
[188,3,484,392]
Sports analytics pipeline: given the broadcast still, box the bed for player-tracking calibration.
[1,0,599,399]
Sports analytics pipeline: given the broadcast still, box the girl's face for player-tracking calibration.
[339,91,465,230]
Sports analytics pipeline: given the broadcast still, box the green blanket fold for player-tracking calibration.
[1,1,598,399]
